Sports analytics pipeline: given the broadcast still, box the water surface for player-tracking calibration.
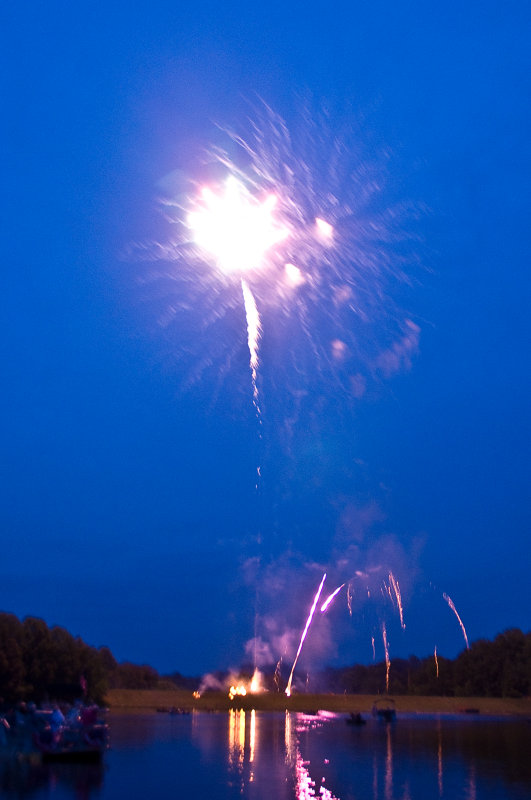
[1,710,529,799]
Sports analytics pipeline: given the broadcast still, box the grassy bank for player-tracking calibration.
[105,689,531,717]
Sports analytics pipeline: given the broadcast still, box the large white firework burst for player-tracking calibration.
[132,98,422,412]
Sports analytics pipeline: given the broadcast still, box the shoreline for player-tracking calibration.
[105,689,531,717]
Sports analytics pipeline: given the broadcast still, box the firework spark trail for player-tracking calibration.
[184,175,288,412]
[389,572,406,630]
[443,592,469,649]
[241,278,262,414]
[347,582,353,616]
[285,573,327,697]
[371,636,376,660]
[320,583,345,613]
[274,657,282,691]
[382,623,391,693]
[434,645,439,679]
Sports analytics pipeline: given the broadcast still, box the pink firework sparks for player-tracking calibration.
[320,583,345,613]
[285,573,327,697]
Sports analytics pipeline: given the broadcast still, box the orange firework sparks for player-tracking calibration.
[382,623,391,693]
[228,684,247,700]
[389,572,406,630]
[443,592,469,649]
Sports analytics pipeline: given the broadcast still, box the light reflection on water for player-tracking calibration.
[0,711,530,799]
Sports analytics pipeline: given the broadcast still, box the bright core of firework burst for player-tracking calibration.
[187,176,291,276]
[186,174,335,408]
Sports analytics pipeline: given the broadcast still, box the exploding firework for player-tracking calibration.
[186,176,289,410]
[138,99,421,415]
[132,100,422,678]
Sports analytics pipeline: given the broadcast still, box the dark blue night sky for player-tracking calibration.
[2,1,530,677]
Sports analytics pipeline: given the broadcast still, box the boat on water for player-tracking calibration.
[0,703,109,762]
[371,698,397,722]
[346,712,367,726]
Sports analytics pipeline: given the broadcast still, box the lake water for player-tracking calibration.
[1,710,529,799]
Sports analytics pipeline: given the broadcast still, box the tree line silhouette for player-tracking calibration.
[324,628,531,697]
[0,612,529,703]
[0,612,160,704]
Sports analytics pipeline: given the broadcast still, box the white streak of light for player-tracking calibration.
[241,279,261,410]
[320,583,345,613]
[285,573,327,697]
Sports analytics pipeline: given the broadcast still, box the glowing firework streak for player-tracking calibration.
[389,572,406,630]
[285,573,327,697]
[347,582,353,616]
[382,623,390,693]
[371,636,376,660]
[434,645,439,679]
[443,592,469,649]
[187,176,287,408]
[320,583,345,613]
[241,279,262,411]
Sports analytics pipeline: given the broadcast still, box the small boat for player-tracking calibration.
[346,712,366,726]
[34,721,108,762]
[1,704,109,763]
[372,698,397,722]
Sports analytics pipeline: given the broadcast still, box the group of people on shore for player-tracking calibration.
[0,699,106,755]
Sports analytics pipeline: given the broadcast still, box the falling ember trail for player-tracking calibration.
[434,645,439,678]
[382,623,390,693]
[285,573,327,697]
[347,583,353,616]
[443,592,469,649]
[241,279,262,417]
[389,572,406,630]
